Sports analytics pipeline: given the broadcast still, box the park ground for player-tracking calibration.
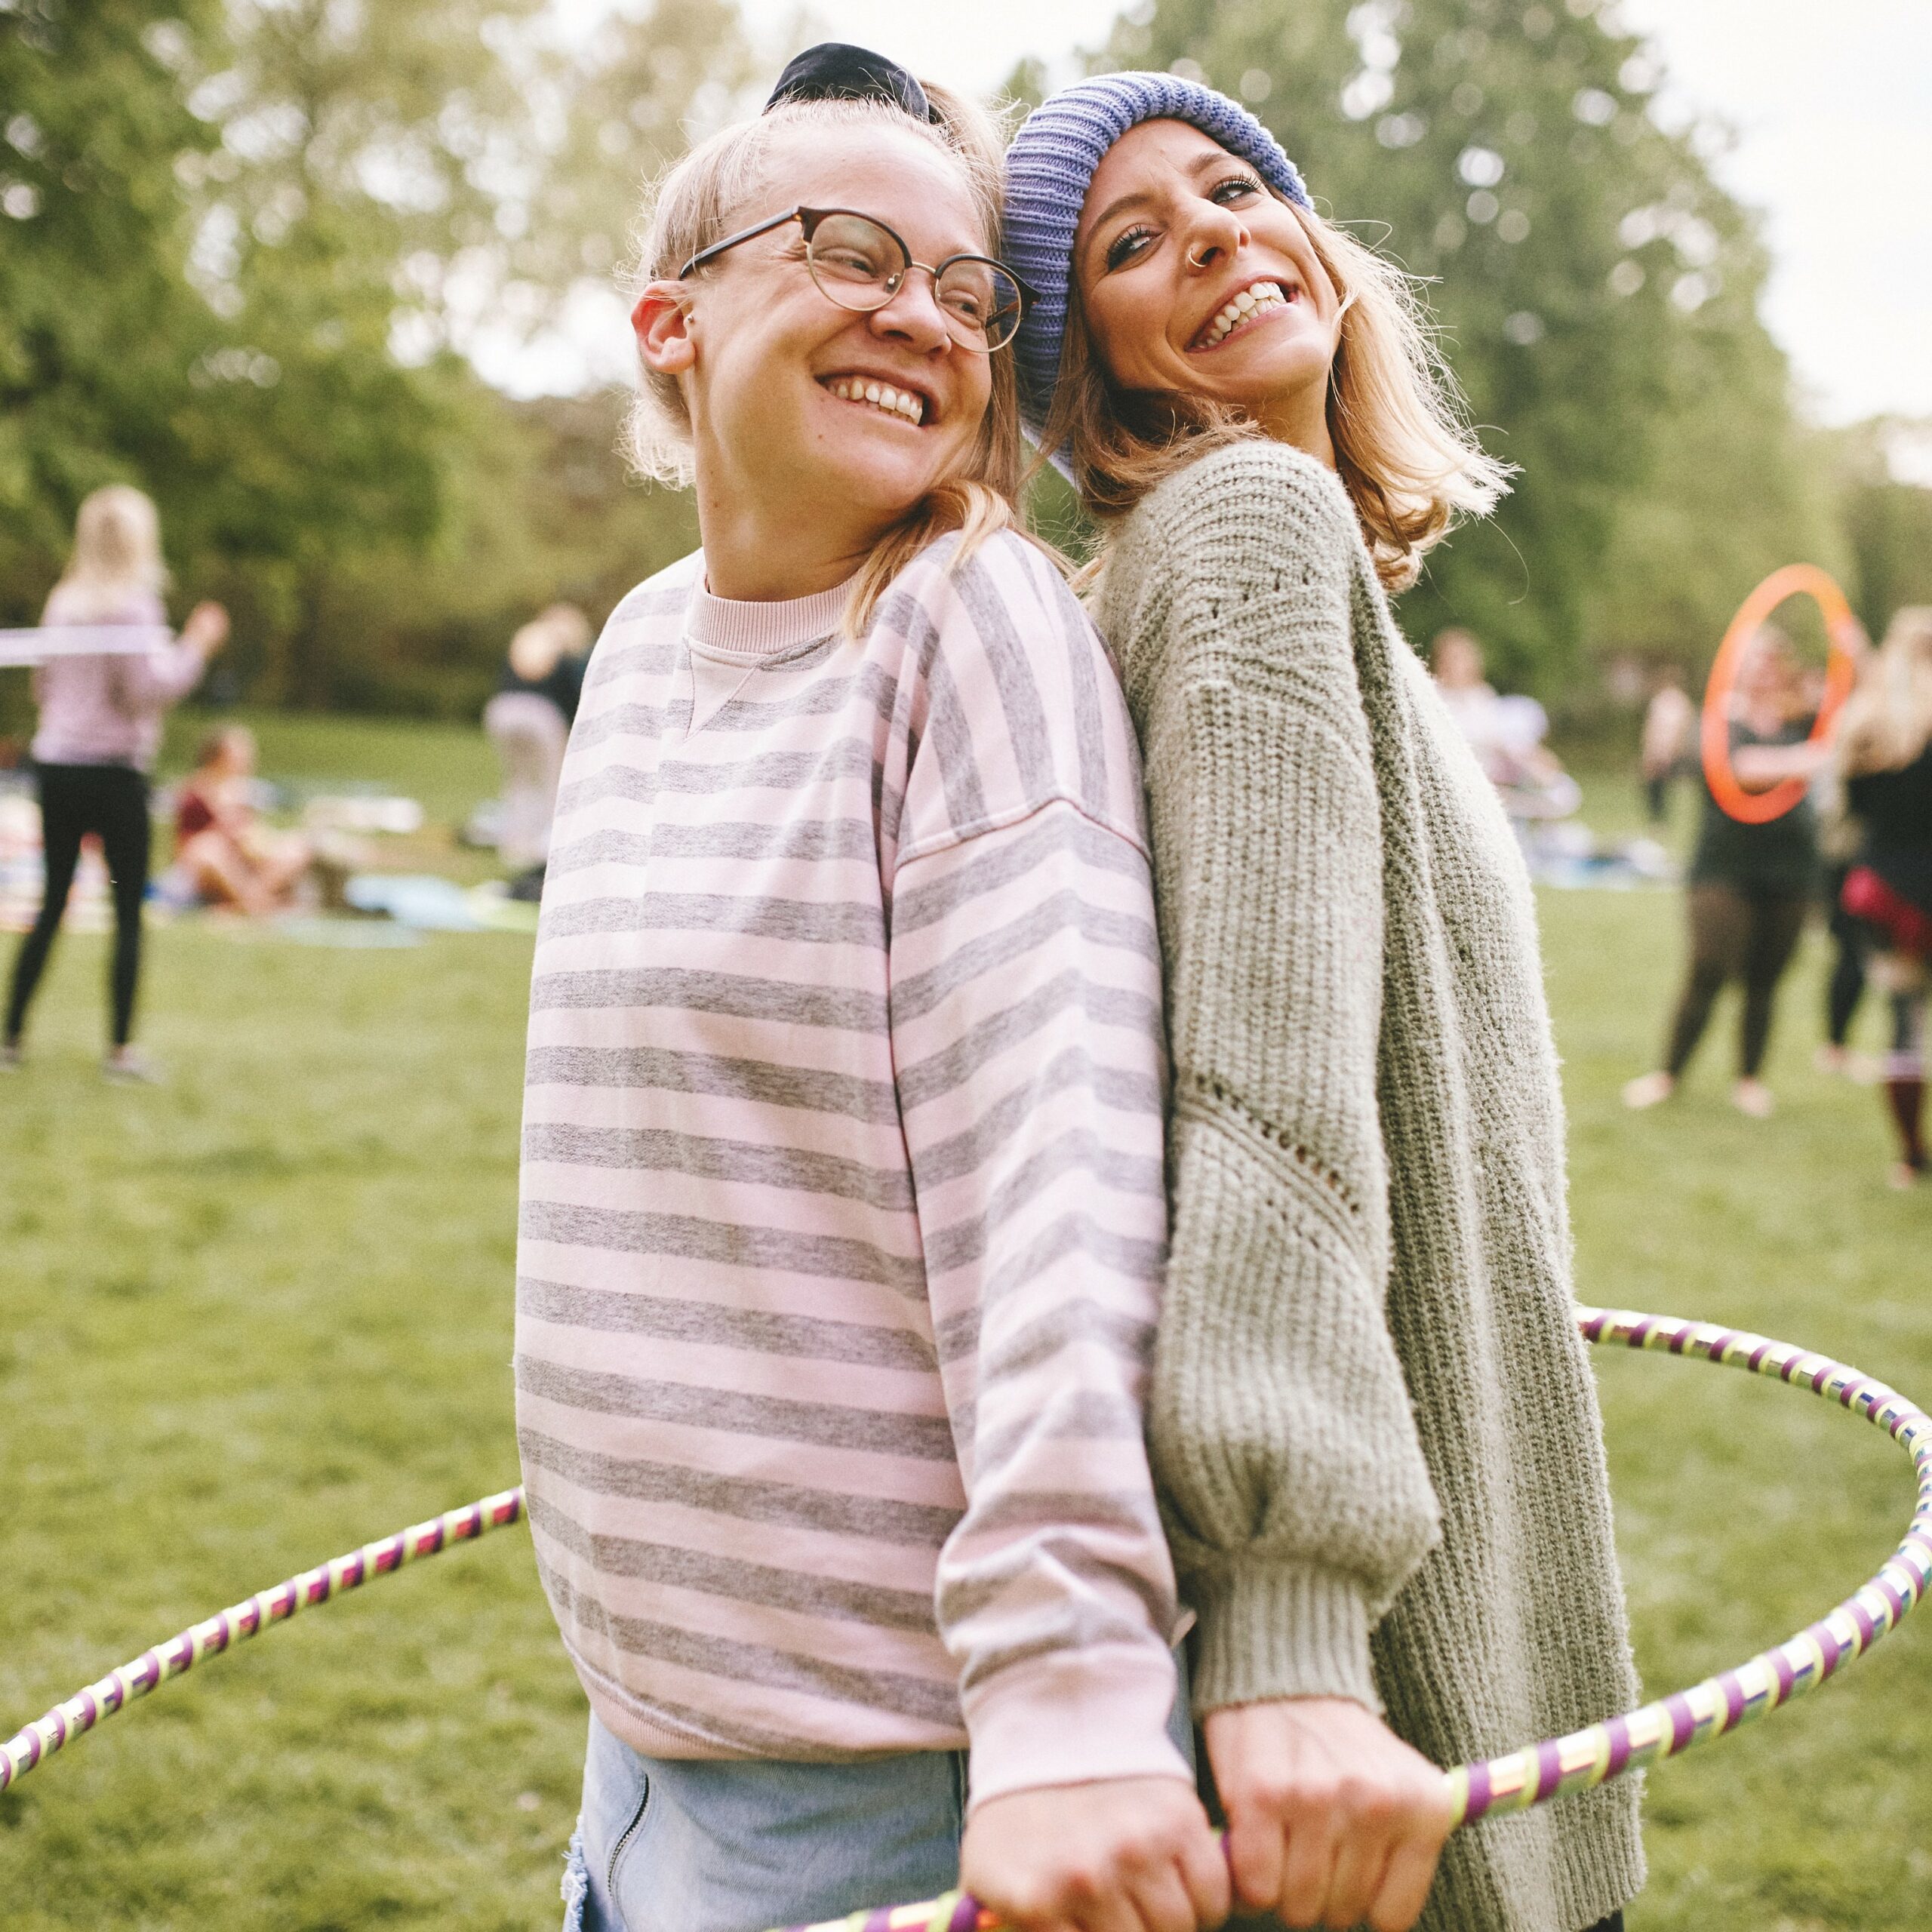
[0,713,1927,1931]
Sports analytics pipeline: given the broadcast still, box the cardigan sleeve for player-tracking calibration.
[1125,444,1441,1715]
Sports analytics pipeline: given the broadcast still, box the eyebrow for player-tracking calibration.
[1078,146,1248,269]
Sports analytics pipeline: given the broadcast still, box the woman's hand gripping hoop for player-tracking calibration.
[1702,564,1862,825]
[769,1306,1932,1932]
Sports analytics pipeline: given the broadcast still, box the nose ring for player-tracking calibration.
[1186,244,1213,269]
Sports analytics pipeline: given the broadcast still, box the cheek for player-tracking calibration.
[952,364,993,445]
[1079,285,1148,387]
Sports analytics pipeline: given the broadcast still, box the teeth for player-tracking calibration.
[826,377,924,423]
[1196,280,1288,349]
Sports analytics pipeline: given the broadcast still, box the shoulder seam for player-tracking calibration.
[894,795,1151,877]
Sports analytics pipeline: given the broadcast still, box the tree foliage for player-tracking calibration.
[2,0,1924,734]
[0,0,729,727]
[0,2,225,577]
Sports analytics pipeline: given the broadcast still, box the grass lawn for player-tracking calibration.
[2,722,1927,1930]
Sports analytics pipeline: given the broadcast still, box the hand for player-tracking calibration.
[1203,1700,1453,1931]
[961,1777,1229,1932]
[183,601,231,656]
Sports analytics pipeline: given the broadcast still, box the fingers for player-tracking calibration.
[1365,1828,1444,1932]
[960,1780,1224,1932]
[1124,1860,1204,1932]
[1222,1790,1286,1914]
[1273,1801,1340,1927]
[1177,1815,1232,1929]
[1204,1700,1454,1932]
[1363,1784,1454,1932]
[1317,1800,1391,1930]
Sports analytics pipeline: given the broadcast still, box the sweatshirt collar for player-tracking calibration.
[686,571,854,659]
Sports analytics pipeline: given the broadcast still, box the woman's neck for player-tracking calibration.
[1258,385,1337,470]
[694,468,888,604]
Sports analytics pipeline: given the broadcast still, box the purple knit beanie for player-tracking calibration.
[1003,73,1311,435]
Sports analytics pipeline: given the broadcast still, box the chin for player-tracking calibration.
[824,450,947,524]
[1220,351,1331,416]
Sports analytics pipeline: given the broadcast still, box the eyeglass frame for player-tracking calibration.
[676,205,1037,353]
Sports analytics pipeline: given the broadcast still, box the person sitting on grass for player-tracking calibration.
[172,727,318,918]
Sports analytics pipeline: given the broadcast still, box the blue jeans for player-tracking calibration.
[564,1658,1194,1931]
[563,1716,970,1932]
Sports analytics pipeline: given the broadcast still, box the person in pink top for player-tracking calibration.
[519,43,1226,1932]
[2,485,227,1081]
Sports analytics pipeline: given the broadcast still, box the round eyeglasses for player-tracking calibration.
[678,206,1035,355]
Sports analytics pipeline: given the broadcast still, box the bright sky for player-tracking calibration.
[545,0,1932,428]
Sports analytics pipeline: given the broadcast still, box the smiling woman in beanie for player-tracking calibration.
[1003,76,1644,1932]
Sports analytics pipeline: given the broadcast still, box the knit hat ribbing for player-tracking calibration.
[1002,73,1311,435]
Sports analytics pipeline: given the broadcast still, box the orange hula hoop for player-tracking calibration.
[1701,564,1860,825]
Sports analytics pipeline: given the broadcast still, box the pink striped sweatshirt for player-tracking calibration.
[514,530,1188,1806]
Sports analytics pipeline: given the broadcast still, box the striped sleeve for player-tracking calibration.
[886,537,1189,1807]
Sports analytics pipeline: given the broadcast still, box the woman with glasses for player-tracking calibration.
[519,46,1226,1932]
[1003,77,1644,1932]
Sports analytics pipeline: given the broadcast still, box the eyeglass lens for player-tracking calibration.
[805,213,1024,351]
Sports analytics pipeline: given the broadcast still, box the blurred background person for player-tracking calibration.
[1639,663,1697,824]
[1432,627,1582,869]
[1431,625,1508,777]
[1835,608,1932,1186]
[172,727,324,918]
[482,601,592,902]
[1817,771,1873,1078]
[1625,626,1828,1118]
[2,486,228,1082]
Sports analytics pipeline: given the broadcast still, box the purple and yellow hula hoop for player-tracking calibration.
[0,1487,524,1795]
[765,1308,1932,1932]
[3,1310,1927,1932]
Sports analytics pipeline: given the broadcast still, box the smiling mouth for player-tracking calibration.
[820,375,928,426]
[1189,278,1293,352]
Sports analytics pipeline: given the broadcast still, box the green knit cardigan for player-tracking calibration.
[1095,440,1644,1932]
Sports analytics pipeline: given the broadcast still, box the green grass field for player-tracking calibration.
[2,718,1927,1930]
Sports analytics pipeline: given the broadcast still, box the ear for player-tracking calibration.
[632,281,697,376]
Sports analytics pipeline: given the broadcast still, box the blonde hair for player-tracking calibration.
[623,84,1028,635]
[509,602,594,682]
[57,485,168,620]
[1044,199,1510,592]
[1838,607,1932,778]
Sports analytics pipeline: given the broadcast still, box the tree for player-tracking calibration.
[0,1,225,608]
[1825,419,1932,640]
[150,0,560,703]
[155,0,748,713]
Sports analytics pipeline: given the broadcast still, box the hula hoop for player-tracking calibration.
[0,626,174,668]
[0,1487,523,1795]
[1701,564,1860,825]
[768,1307,1932,1932]
[3,1310,1926,1932]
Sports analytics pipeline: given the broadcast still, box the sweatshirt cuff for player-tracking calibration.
[1186,1558,1380,1715]
[963,1642,1192,1811]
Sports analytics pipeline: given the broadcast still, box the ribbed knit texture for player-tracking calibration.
[1002,74,1309,432]
[1097,440,1645,1932]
